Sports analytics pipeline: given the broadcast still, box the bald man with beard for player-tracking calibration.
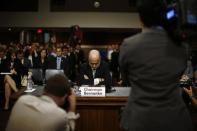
[78,50,112,92]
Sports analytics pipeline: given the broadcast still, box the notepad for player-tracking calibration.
[0,72,12,75]
[24,88,36,93]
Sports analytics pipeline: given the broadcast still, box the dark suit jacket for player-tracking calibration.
[47,56,70,78]
[79,61,112,89]
[23,58,32,70]
[0,58,30,86]
[67,52,77,81]
[33,57,47,70]
[119,28,192,131]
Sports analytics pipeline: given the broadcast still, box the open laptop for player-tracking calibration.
[30,69,43,85]
[45,69,65,81]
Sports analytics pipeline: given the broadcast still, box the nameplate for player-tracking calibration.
[80,86,106,97]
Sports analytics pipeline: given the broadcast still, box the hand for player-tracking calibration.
[117,80,123,85]
[94,78,100,85]
[68,89,76,112]
[184,86,193,97]
[28,71,32,78]
[10,69,17,74]
[84,75,89,80]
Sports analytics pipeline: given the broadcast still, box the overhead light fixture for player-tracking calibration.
[94,1,100,8]
[8,28,12,31]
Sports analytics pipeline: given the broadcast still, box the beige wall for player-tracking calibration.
[0,0,141,28]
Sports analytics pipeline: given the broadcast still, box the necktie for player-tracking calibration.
[92,70,96,78]
[57,57,61,69]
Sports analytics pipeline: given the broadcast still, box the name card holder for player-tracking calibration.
[79,86,106,97]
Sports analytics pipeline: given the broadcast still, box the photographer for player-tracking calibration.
[6,74,79,131]
[119,0,193,131]
[184,86,197,107]
[182,70,197,107]
[179,74,193,105]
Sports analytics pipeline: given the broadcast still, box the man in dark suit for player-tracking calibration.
[119,0,193,131]
[79,50,112,91]
[16,50,31,76]
[110,44,120,85]
[47,47,70,78]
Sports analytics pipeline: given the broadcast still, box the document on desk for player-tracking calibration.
[0,72,12,75]
[24,88,36,93]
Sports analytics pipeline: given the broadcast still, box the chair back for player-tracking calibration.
[45,69,65,81]
[30,69,43,85]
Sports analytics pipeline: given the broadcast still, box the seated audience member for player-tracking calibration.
[47,47,70,78]
[79,49,112,90]
[30,43,39,67]
[33,49,48,74]
[16,50,32,74]
[1,51,21,110]
[6,74,79,131]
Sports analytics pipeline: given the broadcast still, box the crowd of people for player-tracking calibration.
[0,42,123,110]
[1,0,197,130]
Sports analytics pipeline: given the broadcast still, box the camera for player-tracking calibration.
[166,0,197,41]
[179,79,193,88]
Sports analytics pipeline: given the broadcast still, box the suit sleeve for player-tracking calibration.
[78,64,92,85]
[119,40,130,86]
[102,63,112,87]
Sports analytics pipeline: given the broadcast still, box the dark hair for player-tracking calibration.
[45,74,71,97]
[40,49,47,56]
[137,0,181,43]
[6,50,16,61]
[137,0,167,27]
[17,50,24,55]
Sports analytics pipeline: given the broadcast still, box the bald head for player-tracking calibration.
[88,50,101,70]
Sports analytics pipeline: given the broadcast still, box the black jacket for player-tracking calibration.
[47,56,70,78]
[79,61,112,88]
[119,28,193,131]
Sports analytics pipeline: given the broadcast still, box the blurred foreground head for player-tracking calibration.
[45,74,71,97]
[137,0,167,27]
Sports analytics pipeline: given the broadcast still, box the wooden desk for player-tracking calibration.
[76,87,130,131]
[76,96,128,131]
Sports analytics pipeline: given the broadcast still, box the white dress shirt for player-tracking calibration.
[56,57,62,69]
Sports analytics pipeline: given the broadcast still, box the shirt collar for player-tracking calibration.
[142,26,164,33]
[40,95,57,106]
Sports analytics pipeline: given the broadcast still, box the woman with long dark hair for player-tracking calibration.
[2,51,20,110]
